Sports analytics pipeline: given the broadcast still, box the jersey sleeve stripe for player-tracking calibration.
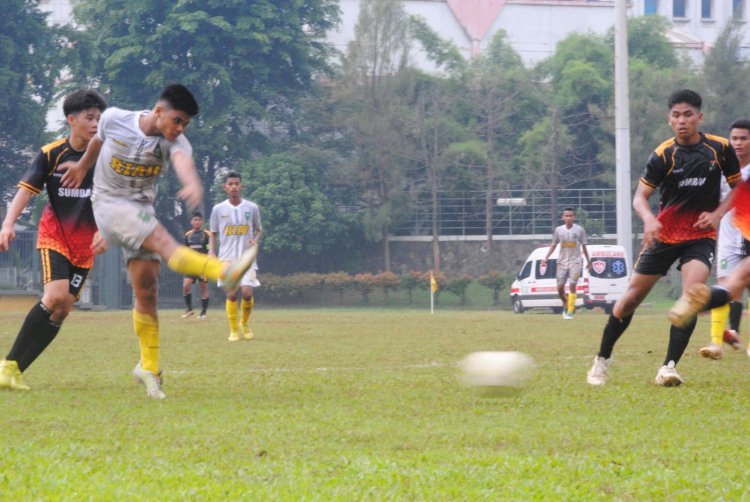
[639,177,657,189]
[18,182,41,194]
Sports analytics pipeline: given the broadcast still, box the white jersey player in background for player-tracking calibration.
[699,120,750,359]
[59,84,256,399]
[210,171,263,342]
[541,207,591,320]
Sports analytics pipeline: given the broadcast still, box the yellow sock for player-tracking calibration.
[167,246,224,281]
[710,304,730,345]
[567,292,576,314]
[133,310,159,374]
[226,299,239,333]
[241,297,254,326]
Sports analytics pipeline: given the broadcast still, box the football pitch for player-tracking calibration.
[1,307,749,499]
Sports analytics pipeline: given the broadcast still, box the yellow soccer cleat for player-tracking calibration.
[0,360,30,391]
[228,331,241,342]
[241,324,254,340]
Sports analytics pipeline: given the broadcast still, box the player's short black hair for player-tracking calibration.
[730,119,750,132]
[159,84,199,117]
[668,89,702,110]
[224,171,242,182]
[562,207,575,214]
[63,89,107,116]
[191,211,203,219]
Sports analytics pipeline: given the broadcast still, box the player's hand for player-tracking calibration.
[642,218,662,249]
[694,211,720,230]
[91,232,108,256]
[58,161,86,188]
[541,259,547,265]
[177,183,203,211]
[0,225,16,252]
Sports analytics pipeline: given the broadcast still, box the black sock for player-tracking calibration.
[201,297,209,315]
[6,302,60,372]
[729,301,743,332]
[184,293,192,311]
[707,287,730,310]
[598,313,634,359]
[664,317,697,366]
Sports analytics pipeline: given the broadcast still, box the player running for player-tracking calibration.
[0,89,108,390]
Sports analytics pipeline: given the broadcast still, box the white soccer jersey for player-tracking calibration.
[210,199,262,261]
[552,223,586,268]
[93,107,193,204]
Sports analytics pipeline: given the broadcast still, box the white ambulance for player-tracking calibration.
[509,244,630,314]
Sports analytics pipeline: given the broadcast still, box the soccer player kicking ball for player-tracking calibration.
[209,172,263,341]
[0,89,108,390]
[60,84,257,399]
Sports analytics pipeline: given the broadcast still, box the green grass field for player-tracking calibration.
[1,304,749,499]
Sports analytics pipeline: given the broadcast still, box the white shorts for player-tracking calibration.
[716,250,745,279]
[556,264,582,286]
[92,195,160,262]
[217,263,260,288]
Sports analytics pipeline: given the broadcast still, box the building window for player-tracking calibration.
[734,0,744,19]
[702,0,712,17]
[673,0,687,17]
[645,0,658,14]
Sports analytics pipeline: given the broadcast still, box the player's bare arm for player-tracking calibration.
[171,149,202,210]
[582,243,592,271]
[0,189,33,252]
[633,182,660,249]
[249,228,264,248]
[58,135,103,188]
[90,231,108,256]
[208,232,217,258]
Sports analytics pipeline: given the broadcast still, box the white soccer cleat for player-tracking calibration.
[180,310,194,319]
[667,283,711,328]
[133,362,165,400]
[655,361,683,387]
[586,356,610,386]
[699,343,722,360]
[562,311,574,320]
[221,244,258,292]
[723,329,741,350]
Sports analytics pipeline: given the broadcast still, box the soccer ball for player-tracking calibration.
[458,351,535,388]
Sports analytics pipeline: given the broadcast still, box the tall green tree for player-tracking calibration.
[0,0,64,199]
[67,0,339,228]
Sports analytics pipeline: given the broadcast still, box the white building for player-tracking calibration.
[39,0,750,67]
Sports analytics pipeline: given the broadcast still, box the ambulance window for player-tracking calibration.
[589,257,628,278]
[536,259,556,279]
[517,261,532,280]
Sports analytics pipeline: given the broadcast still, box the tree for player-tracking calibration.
[67,0,340,226]
[0,0,65,200]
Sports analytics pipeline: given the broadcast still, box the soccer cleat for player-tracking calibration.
[562,311,573,320]
[181,310,194,319]
[228,331,241,342]
[655,361,683,387]
[133,362,165,400]
[220,244,258,292]
[197,313,207,320]
[699,343,723,360]
[723,329,741,350]
[667,283,711,328]
[241,324,254,340]
[586,356,610,386]
[0,360,30,391]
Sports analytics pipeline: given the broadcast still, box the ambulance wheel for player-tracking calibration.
[512,297,525,314]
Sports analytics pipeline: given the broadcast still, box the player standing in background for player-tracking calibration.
[209,171,263,342]
[699,120,750,359]
[182,211,211,319]
[0,89,108,390]
[541,207,591,319]
[59,84,257,399]
[587,89,740,387]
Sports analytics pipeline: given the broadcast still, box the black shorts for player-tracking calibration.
[634,238,715,276]
[184,275,207,283]
[40,249,90,299]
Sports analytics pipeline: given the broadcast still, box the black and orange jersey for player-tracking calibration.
[640,132,741,244]
[19,138,97,268]
[184,228,210,254]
